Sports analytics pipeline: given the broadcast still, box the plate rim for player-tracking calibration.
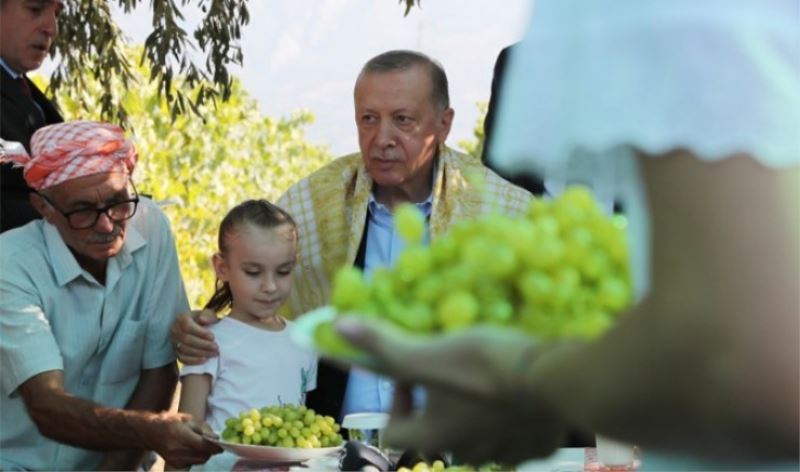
[206,435,342,461]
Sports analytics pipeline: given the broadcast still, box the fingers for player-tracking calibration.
[334,317,420,376]
[336,318,515,398]
[171,311,219,364]
[200,422,217,439]
[162,420,222,468]
[195,309,219,327]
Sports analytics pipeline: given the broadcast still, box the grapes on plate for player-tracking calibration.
[316,186,633,355]
[220,404,343,448]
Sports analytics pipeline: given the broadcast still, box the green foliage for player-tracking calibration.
[52,0,249,125]
[50,0,422,124]
[399,0,422,16]
[43,48,334,308]
[458,101,488,159]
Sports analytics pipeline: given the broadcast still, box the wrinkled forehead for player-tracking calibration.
[44,172,131,203]
[354,66,435,108]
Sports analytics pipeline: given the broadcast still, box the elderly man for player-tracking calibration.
[1,0,65,232]
[0,121,220,470]
[171,50,532,420]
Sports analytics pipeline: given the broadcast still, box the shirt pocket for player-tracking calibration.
[97,317,147,385]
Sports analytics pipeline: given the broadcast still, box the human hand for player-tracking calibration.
[336,318,567,465]
[170,310,219,365]
[153,412,222,468]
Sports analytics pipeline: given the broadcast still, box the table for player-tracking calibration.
[199,447,641,471]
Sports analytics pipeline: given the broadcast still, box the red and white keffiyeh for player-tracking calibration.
[0,120,137,190]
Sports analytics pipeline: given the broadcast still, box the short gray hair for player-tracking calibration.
[360,50,450,111]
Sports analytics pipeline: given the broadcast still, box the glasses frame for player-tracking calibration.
[38,180,140,230]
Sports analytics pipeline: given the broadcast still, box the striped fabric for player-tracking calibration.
[277,145,533,318]
[0,120,137,190]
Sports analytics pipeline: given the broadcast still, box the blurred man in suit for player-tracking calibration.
[482,44,546,196]
[1,0,64,232]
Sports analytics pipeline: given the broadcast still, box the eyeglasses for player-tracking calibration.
[38,181,140,230]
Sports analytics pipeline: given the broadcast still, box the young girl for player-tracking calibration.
[178,199,317,443]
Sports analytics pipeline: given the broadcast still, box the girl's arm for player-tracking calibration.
[177,374,212,429]
[167,374,213,471]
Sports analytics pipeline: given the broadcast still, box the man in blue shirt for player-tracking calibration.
[0,121,221,470]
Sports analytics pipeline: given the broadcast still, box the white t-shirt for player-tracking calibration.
[180,316,318,433]
[492,0,800,299]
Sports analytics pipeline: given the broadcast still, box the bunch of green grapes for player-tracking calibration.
[398,459,447,472]
[318,186,633,353]
[398,461,507,472]
[220,404,344,448]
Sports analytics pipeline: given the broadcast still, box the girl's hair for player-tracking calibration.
[204,199,298,313]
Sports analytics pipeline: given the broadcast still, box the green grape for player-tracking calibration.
[482,299,514,325]
[314,320,364,358]
[430,234,458,265]
[403,302,435,332]
[395,246,433,282]
[330,266,370,311]
[296,438,311,448]
[517,271,554,304]
[325,190,633,344]
[597,277,630,312]
[394,203,426,244]
[437,291,479,331]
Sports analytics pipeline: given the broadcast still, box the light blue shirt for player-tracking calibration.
[0,198,189,471]
[341,192,432,416]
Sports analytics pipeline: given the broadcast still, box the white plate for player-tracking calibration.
[206,437,341,462]
[289,305,394,369]
[289,305,337,353]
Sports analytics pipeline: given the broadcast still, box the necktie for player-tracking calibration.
[17,76,32,97]
[16,75,46,125]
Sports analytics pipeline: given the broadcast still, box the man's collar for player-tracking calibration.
[44,221,147,287]
[0,58,22,79]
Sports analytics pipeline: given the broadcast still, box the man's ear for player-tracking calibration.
[437,107,455,143]
[212,253,228,282]
[29,193,54,222]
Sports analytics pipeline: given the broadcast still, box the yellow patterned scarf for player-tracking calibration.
[277,146,532,318]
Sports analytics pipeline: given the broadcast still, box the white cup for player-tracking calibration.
[342,412,390,450]
[595,434,636,468]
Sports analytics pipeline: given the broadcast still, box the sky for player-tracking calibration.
[48,0,533,156]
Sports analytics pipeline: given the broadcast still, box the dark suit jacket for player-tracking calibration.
[305,223,370,421]
[481,45,546,196]
[482,45,621,214]
[1,67,63,232]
